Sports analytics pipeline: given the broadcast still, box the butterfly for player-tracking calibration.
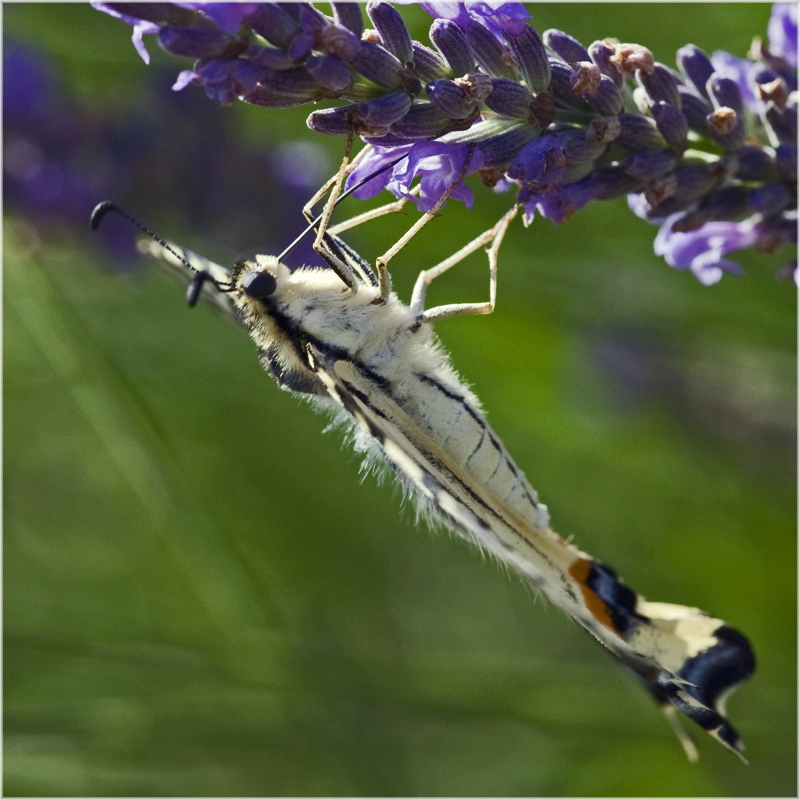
[91,152,755,761]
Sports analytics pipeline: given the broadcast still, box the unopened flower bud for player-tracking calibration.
[247,4,299,48]
[678,88,712,134]
[247,43,293,71]
[670,163,718,201]
[389,102,456,139]
[158,24,232,57]
[319,23,362,61]
[544,29,590,64]
[357,91,413,129]
[591,164,643,198]
[675,186,749,229]
[476,123,540,168]
[427,78,474,119]
[307,54,352,92]
[504,24,550,93]
[775,143,798,183]
[367,1,413,64]
[652,101,689,149]
[246,66,322,108]
[306,105,355,135]
[429,19,475,76]
[332,3,363,38]
[350,40,404,89]
[412,41,451,82]
[676,45,714,99]
[707,75,744,113]
[465,20,516,80]
[584,73,624,115]
[637,63,682,107]
[560,128,607,164]
[616,113,664,150]
[484,77,534,118]
[765,100,797,144]
[625,148,679,180]
[733,146,774,181]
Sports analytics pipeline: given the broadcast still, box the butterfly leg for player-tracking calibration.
[302,131,365,293]
[327,187,419,237]
[301,136,370,227]
[410,204,519,325]
[375,145,477,302]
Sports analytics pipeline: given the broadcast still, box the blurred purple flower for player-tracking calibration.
[768,2,798,66]
[3,43,55,121]
[4,36,321,270]
[653,214,760,285]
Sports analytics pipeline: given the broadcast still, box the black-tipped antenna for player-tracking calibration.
[277,150,411,262]
[90,201,232,298]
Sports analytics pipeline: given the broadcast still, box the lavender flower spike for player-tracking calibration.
[93,1,796,284]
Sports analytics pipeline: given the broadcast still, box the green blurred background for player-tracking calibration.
[4,3,796,796]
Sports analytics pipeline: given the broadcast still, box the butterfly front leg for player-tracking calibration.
[300,131,365,294]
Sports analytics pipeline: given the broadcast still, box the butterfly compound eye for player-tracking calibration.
[242,271,278,300]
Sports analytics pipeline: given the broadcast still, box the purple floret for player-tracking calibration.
[653,214,761,285]
[768,2,798,66]
[346,140,483,212]
[416,2,531,42]
[91,3,160,63]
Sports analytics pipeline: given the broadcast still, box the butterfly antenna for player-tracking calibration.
[277,151,410,262]
[90,201,233,299]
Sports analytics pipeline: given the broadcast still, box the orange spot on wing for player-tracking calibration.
[569,558,617,632]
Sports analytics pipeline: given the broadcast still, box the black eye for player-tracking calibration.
[242,271,277,299]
